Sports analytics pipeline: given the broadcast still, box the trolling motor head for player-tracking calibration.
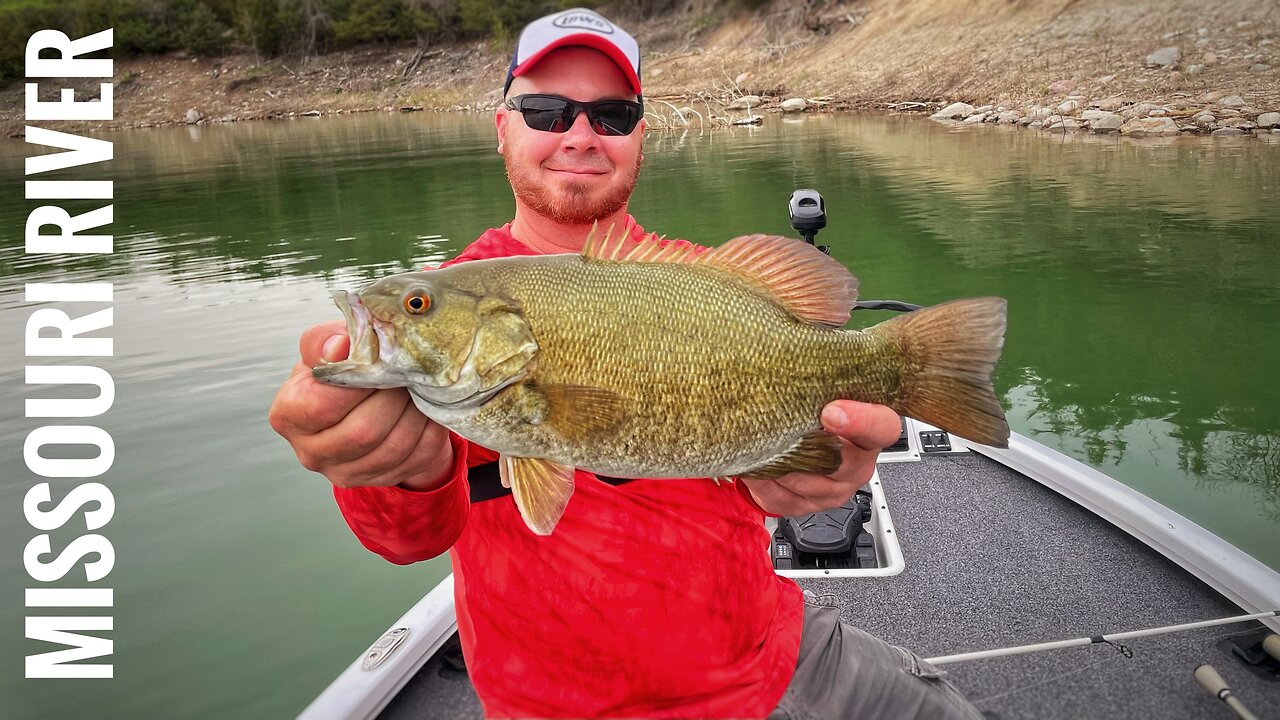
[788,189,828,253]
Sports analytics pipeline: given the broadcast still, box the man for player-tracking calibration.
[270,8,984,719]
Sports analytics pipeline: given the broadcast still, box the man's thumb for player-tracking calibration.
[321,334,350,363]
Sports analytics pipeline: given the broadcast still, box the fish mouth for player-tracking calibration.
[312,290,399,388]
[333,290,380,365]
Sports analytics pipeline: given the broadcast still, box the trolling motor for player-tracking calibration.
[788,189,829,254]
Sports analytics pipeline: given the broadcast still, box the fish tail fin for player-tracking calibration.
[866,297,1010,448]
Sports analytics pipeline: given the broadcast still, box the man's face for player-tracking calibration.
[497,46,645,225]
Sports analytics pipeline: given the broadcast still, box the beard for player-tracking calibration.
[505,152,642,226]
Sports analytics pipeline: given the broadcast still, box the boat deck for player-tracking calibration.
[377,453,1277,719]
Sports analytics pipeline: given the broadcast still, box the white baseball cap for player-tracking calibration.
[504,8,642,97]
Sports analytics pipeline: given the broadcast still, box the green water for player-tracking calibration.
[1,112,1276,718]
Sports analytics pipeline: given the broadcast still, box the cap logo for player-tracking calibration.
[553,12,613,34]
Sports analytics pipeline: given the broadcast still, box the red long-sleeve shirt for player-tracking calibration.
[334,218,804,718]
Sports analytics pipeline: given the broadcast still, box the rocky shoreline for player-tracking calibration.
[927,94,1280,138]
[922,42,1279,139]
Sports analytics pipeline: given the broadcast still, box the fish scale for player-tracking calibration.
[459,257,875,477]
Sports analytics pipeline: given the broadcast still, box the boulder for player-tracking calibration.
[1123,101,1163,119]
[931,102,975,119]
[1119,117,1179,136]
[1089,114,1124,132]
[780,98,807,113]
[1256,112,1280,128]
[184,107,202,124]
[727,95,761,110]
[1145,46,1181,68]
[1095,96,1127,111]
[1211,127,1246,136]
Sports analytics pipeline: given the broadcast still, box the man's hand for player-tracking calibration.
[268,321,453,491]
[741,401,902,517]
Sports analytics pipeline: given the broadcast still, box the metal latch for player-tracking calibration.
[362,627,409,671]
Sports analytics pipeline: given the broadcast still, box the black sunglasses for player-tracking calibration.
[505,94,643,136]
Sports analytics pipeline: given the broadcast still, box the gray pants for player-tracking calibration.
[769,593,985,720]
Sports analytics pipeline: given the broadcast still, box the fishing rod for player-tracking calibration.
[1195,664,1260,720]
[925,609,1280,666]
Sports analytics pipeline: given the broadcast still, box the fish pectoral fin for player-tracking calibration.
[535,384,628,443]
[499,455,575,536]
[741,431,844,481]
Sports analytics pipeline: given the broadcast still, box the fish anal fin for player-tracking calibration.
[536,384,628,444]
[500,455,575,535]
[741,431,843,481]
[695,234,858,327]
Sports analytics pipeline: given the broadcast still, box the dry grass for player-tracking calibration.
[3,0,1275,134]
[644,0,1278,112]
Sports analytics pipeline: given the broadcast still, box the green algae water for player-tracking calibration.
[1,112,1276,718]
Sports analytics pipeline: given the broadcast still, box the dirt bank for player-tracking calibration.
[3,0,1277,137]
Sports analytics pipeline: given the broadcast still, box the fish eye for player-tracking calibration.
[403,291,431,315]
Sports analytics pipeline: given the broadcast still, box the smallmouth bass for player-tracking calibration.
[314,229,1009,535]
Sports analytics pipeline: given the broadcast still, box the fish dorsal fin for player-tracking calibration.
[582,221,631,261]
[582,222,699,263]
[500,455,576,536]
[584,229,857,327]
[696,235,858,327]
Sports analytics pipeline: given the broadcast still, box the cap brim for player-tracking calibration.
[511,33,642,96]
